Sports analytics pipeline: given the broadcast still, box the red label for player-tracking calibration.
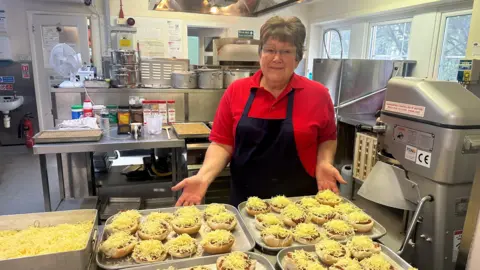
[0,84,13,91]
[21,64,30,79]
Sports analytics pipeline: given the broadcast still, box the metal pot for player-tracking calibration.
[171,71,198,89]
[111,65,139,88]
[223,69,253,88]
[111,50,138,65]
[196,68,224,89]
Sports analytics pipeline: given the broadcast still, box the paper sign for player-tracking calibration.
[0,76,15,83]
[453,230,462,262]
[385,101,426,117]
[0,84,14,91]
[405,145,417,162]
[21,64,30,79]
[0,10,6,33]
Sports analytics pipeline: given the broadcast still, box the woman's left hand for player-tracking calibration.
[316,162,347,193]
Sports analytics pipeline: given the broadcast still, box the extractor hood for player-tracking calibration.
[148,0,306,17]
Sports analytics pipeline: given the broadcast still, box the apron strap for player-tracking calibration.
[242,88,258,117]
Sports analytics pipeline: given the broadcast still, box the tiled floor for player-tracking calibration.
[0,145,404,251]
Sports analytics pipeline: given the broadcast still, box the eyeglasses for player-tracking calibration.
[262,48,296,58]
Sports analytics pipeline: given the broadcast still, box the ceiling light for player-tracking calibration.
[210,6,219,14]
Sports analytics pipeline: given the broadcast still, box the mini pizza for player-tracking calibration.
[322,220,355,241]
[204,203,227,220]
[293,223,324,244]
[137,219,172,241]
[201,229,235,254]
[282,249,320,270]
[295,197,321,210]
[315,190,342,206]
[270,195,292,213]
[255,213,283,231]
[346,211,375,233]
[360,254,394,270]
[206,211,237,231]
[106,210,142,234]
[145,212,174,223]
[166,233,197,258]
[189,267,209,270]
[329,258,363,270]
[100,231,138,259]
[245,197,270,216]
[174,206,202,218]
[309,205,337,225]
[216,251,256,270]
[315,239,351,265]
[131,239,167,263]
[280,204,309,227]
[171,215,201,235]
[260,224,293,247]
[334,203,361,219]
[346,236,381,260]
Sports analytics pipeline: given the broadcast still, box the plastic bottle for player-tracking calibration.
[83,99,93,117]
[71,105,83,119]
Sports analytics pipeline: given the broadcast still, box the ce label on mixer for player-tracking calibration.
[405,145,432,168]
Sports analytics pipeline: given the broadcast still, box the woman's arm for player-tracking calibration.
[315,140,346,193]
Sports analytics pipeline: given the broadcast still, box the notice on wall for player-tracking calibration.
[42,26,60,68]
[138,40,165,59]
[167,20,182,58]
[0,10,6,33]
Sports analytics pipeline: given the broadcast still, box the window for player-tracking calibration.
[323,29,351,58]
[369,20,411,60]
[437,13,472,81]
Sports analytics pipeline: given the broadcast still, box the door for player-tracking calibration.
[31,14,89,130]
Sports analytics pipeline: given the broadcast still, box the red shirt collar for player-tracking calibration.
[250,70,304,91]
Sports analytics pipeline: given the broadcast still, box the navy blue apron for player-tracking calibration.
[230,88,318,206]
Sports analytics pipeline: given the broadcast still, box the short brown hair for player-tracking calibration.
[259,16,306,61]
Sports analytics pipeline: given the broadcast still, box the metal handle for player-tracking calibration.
[464,135,480,152]
[334,87,387,109]
[397,195,433,255]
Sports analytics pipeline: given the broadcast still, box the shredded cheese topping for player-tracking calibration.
[323,220,354,235]
[347,211,372,223]
[331,258,363,270]
[101,231,137,255]
[132,240,166,261]
[174,206,202,217]
[360,254,392,270]
[261,225,292,238]
[289,250,318,264]
[108,210,141,232]
[146,212,174,223]
[208,212,235,223]
[204,203,227,217]
[347,236,376,252]
[281,204,307,219]
[316,239,345,257]
[256,213,282,227]
[220,251,251,269]
[315,190,342,203]
[200,229,234,245]
[295,197,321,209]
[303,262,326,270]
[309,205,336,217]
[335,203,361,215]
[172,215,200,228]
[270,195,292,208]
[0,221,93,260]
[246,196,268,210]
[166,234,196,254]
[140,220,169,235]
[293,223,321,239]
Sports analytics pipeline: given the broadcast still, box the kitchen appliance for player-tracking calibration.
[0,61,38,146]
[196,68,224,89]
[357,77,480,270]
[140,58,189,88]
[171,71,197,89]
[223,69,252,88]
[110,65,140,88]
[111,50,138,65]
[50,43,83,88]
[213,38,260,67]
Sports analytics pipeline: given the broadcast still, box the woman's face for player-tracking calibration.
[260,38,299,85]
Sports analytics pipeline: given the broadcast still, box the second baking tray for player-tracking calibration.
[276,244,413,270]
[96,204,255,269]
[126,251,274,270]
[238,196,387,253]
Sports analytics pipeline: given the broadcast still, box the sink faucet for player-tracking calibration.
[13,91,17,99]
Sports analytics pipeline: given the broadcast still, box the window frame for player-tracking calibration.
[321,27,352,59]
[432,9,472,80]
[367,18,413,60]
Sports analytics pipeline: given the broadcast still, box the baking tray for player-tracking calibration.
[100,197,142,220]
[96,204,256,269]
[238,196,387,253]
[0,209,98,270]
[33,129,103,144]
[276,244,413,270]
[126,251,274,270]
[172,122,211,139]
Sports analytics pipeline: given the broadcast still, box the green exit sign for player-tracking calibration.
[238,30,254,39]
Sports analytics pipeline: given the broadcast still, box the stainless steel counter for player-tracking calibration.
[337,114,377,127]
[51,87,226,93]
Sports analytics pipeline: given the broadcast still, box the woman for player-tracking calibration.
[173,16,345,206]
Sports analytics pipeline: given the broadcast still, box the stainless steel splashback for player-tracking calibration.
[312,59,416,116]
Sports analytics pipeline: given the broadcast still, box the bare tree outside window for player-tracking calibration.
[370,21,411,60]
[437,14,472,81]
[323,30,351,59]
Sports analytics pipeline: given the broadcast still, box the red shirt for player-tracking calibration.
[210,70,337,177]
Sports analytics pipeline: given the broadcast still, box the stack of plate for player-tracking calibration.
[110,50,140,88]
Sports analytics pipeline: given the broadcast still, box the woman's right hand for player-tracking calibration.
[172,174,210,206]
